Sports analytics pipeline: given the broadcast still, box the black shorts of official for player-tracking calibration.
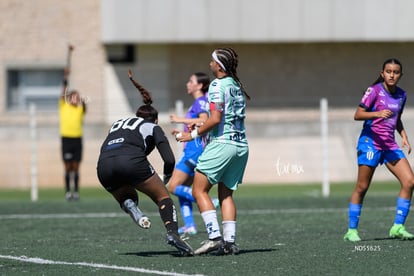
[61,137,83,162]
[97,156,155,193]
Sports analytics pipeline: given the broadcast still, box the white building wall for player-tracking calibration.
[101,0,414,43]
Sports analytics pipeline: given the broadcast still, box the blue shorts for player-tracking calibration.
[175,140,204,176]
[196,142,249,190]
[357,140,405,167]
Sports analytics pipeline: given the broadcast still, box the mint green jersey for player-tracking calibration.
[208,76,248,147]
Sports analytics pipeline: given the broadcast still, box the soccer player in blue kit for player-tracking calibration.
[169,72,212,235]
[344,58,414,242]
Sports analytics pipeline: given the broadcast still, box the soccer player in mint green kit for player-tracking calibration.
[344,58,414,242]
[176,47,250,255]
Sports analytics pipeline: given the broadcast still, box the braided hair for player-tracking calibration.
[128,71,158,122]
[214,47,251,100]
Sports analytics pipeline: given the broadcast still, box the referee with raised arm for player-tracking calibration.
[59,66,86,201]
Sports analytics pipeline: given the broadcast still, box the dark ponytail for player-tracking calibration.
[128,70,158,122]
[194,72,210,94]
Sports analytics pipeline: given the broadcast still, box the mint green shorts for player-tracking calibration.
[196,141,249,190]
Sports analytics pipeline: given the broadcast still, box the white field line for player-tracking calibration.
[0,207,396,220]
[0,255,204,276]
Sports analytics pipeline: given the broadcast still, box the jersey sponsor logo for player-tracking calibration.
[388,103,399,109]
[229,132,246,142]
[105,137,125,150]
[107,137,124,145]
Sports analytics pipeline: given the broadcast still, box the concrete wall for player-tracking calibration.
[101,0,414,42]
[0,0,105,125]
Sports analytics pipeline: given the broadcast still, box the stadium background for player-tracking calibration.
[2,0,414,189]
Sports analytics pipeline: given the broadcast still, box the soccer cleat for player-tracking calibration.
[216,241,240,255]
[166,232,194,256]
[65,192,72,201]
[72,192,80,201]
[178,225,197,235]
[389,224,414,240]
[194,238,223,255]
[122,199,151,229]
[343,229,361,242]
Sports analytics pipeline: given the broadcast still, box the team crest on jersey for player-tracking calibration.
[364,87,372,95]
[366,150,374,160]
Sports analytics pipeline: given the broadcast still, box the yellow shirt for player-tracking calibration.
[59,98,85,138]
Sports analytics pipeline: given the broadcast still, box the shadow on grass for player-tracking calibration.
[122,248,276,257]
[366,237,414,241]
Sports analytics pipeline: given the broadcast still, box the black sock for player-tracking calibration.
[73,172,79,192]
[65,172,70,192]
[158,198,178,233]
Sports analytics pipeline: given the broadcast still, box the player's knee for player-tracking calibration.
[404,177,414,191]
[167,182,177,194]
[354,184,369,197]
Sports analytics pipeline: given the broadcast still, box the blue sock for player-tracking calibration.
[174,185,195,202]
[348,203,362,229]
[179,197,195,227]
[394,197,411,225]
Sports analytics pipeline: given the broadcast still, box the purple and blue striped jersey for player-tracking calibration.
[359,83,406,150]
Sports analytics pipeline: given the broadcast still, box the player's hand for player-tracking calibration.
[170,114,178,123]
[402,139,412,154]
[377,109,393,119]
[171,128,181,136]
[175,131,192,142]
[187,123,196,131]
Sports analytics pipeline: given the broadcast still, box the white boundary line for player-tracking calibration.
[0,255,204,276]
[0,207,396,220]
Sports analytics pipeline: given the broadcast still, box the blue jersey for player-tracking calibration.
[175,95,208,175]
[183,95,208,150]
[184,95,208,132]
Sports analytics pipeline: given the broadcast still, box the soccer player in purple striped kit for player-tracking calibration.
[344,58,414,241]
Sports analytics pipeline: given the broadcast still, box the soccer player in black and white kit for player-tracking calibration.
[96,70,194,256]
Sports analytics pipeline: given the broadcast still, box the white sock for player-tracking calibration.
[201,210,221,240]
[222,221,236,243]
